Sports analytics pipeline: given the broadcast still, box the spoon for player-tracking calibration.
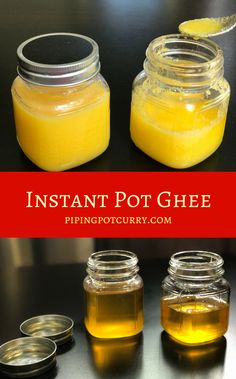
[179,14,236,37]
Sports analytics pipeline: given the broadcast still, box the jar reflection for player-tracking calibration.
[88,334,143,375]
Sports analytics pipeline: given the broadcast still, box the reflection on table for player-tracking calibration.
[88,334,143,376]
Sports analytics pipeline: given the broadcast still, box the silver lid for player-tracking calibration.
[17,32,100,86]
[20,314,74,345]
[0,337,57,378]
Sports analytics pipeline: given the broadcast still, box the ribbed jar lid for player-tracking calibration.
[20,314,74,345]
[0,337,57,378]
[17,33,100,86]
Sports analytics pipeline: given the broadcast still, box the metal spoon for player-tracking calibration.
[179,14,236,37]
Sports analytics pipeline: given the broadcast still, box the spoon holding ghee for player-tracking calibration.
[179,14,236,37]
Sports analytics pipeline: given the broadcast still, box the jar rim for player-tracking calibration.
[168,250,224,280]
[170,250,223,267]
[146,34,223,68]
[88,250,138,270]
[144,34,224,89]
[87,250,139,282]
[17,32,100,86]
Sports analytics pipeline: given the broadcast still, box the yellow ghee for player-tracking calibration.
[12,76,110,171]
[161,299,229,345]
[84,286,144,339]
[179,18,223,36]
[130,89,229,168]
[131,35,230,168]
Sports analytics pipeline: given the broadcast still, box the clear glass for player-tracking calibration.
[11,73,110,172]
[161,251,230,345]
[84,250,144,339]
[130,34,230,169]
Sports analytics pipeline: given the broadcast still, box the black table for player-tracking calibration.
[0,238,236,379]
[0,0,236,171]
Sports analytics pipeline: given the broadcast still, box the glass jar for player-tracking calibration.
[161,251,230,345]
[11,33,110,172]
[84,250,144,339]
[130,34,230,169]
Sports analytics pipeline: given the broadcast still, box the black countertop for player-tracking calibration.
[0,0,236,171]
[0,238,236,379]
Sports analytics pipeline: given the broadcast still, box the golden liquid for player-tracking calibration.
[85,287,144,338]
[12,77,110,171]
[161,299,229,345]
[130,88,229,169]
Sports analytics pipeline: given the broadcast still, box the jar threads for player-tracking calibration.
[144,34,224,89]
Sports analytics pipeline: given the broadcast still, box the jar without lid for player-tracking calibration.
[130,34,230,169]
[84,250,144,339]
[161,250,230,345]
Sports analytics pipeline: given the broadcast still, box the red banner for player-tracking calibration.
[0,172,235,237]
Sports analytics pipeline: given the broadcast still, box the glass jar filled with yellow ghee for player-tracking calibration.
[12,33,110,171]
[84,250,144,339]
[130,34,230,169]
[161,251,230,345]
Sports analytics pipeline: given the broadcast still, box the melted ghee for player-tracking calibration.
[84,287,144,339]
[161,299,229,344]
[179,18,223,36]
[130,88,229,168]
[12,77,110,171]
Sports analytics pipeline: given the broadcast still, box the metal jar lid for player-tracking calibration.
[20,314,74,345]
[17,32,100,86]
[0,337,57,378]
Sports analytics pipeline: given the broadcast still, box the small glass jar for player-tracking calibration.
[130,34,230,169]
[84,250,144,339]
[11,33,110,172]
[161,251,230,345]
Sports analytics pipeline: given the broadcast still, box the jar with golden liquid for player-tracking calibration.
[161,251,230,345]
[84,250,144,339]
[130,34,230,169]
[12,33,110,172]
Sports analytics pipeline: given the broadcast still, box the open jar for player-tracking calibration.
[11,33,110,172]
[161,251,230,345]
[84,250,144,339]
[130,34,230,169]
